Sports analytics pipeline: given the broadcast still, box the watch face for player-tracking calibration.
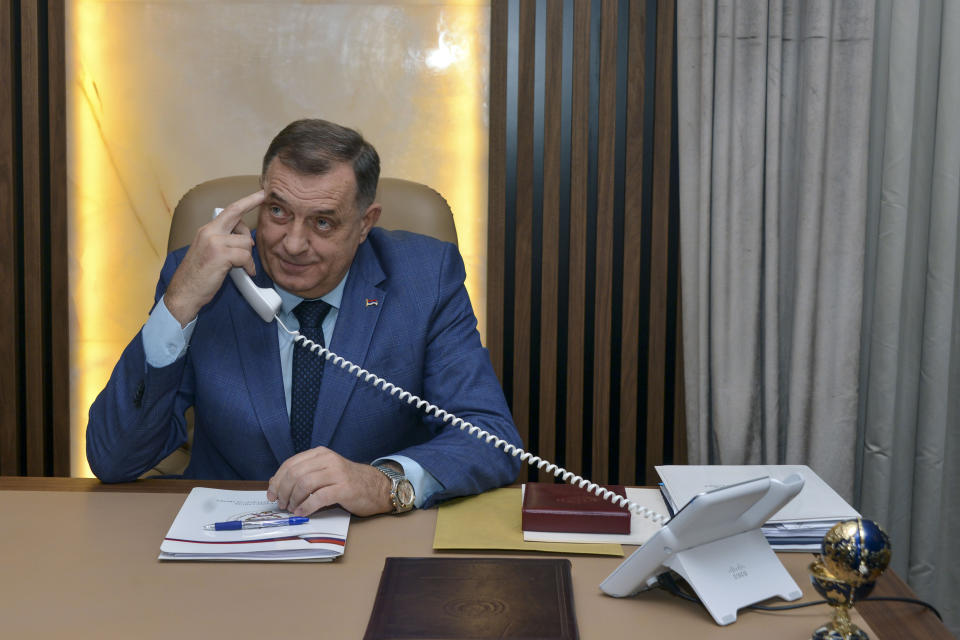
[397,479,415,509]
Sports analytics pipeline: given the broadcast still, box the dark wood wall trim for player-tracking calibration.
[0,0,69,477]
[488,0,683,485]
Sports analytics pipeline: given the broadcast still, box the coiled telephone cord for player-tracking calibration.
[278,317,668,526]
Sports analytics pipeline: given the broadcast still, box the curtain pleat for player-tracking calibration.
[677,0,874,499]
[859,0,960,632]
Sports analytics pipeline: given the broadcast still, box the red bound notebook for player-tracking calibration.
[522,483,631,534]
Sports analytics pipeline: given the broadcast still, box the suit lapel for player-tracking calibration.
[231,259,294,465]
[311,241,386,448]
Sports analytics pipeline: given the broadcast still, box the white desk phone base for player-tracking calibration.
[599,475,804,625]
[215,208,806,625]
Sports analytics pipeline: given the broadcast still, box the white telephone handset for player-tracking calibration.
[213,208,282,322]
[215,206,802,625]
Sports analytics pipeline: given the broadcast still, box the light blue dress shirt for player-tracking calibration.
[141,273,441,508]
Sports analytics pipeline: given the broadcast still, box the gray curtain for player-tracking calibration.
[676,0,874,499]
[678,0,959,631]
[858,0,960,633]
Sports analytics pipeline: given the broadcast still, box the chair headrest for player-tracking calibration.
[168,175,457,254]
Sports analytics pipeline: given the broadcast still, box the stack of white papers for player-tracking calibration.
[655,465,860,552]
[159,488,350,561]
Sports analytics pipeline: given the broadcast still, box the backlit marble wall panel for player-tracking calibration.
[67,0,490,476]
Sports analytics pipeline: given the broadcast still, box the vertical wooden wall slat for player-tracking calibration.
[644,0,674,482]
[619,0,647,485]
[537,0,563,483]
[48,0,69,476]
[487,0,508,382]
[591,0,618,483]
[20,0,45,476]
[493,0,685,486]
[511,0,537,456]
[565,0,591,479]
[0,2,21,475]
[0,0,68,477]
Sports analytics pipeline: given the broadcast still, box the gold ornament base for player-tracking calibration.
[808,562,875,640]
[811,607,869,640]
[812,628,868,640]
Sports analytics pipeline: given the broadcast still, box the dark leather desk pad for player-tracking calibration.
[365,557,577,639]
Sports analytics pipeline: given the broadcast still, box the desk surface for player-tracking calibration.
[0,477,949,640]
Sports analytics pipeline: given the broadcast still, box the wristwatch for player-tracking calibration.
[373,464,415,513]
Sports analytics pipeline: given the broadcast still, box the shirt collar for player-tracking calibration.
[275,269,349,315]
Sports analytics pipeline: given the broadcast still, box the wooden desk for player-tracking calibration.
[0,477,949,639]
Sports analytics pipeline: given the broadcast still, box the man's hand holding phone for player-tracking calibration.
[164,190,265,327]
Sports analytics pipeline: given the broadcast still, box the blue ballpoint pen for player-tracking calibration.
[204,517,309,531]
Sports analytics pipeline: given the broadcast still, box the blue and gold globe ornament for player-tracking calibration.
[808,518,892,640]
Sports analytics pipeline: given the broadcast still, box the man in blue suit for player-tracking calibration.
[86,119,523,516]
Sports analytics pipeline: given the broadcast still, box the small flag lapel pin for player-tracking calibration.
[365,298,379,307]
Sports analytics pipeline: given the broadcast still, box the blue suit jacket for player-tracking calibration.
[86,229,522,507]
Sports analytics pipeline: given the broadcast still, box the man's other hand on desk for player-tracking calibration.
[267,446,393,517]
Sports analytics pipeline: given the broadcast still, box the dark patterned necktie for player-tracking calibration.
[290,300,332,454]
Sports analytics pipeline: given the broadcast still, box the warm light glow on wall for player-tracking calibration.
[69,2,111,479]
[66,1,490,478]
[422,11,487,335]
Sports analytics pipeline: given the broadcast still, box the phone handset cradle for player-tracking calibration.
[599,474,805,625]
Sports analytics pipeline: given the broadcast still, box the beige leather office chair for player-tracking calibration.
[145,175,456,477]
